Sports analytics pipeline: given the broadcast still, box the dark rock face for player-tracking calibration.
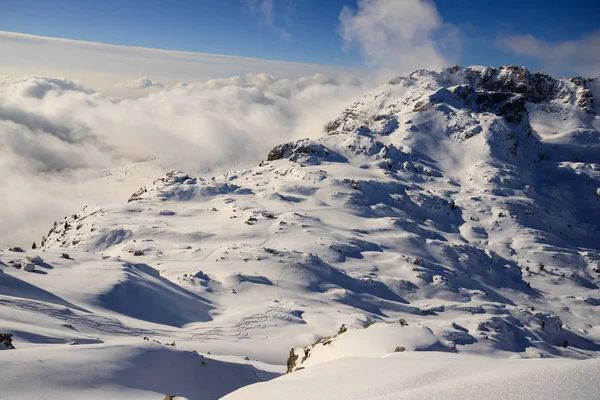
[286,348,298,373]
[577,89,595,113]
[459,65,556,104]
[267,141,328,161]
[429,85,529,125]
[266,140,345,164]
[0,333,15,349]
[455,65,596,113]
[266,143,293,161]
[495,95,528,125]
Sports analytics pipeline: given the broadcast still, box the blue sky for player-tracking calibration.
[1,0,598,66]
[1,0,599,83]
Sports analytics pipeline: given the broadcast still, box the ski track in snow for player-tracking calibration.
[0,297,153,337]
[189,307,295,342]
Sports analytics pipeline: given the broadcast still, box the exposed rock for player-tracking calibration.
[0,334,14,350]
[267,139,342,164]
[129,171,197,202]
[286,348,299,374]
[21,263,35,272]
[26,255,43,265]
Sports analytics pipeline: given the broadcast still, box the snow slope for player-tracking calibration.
[0,249,278,399]
[224,352,600,400]
[1,341,276,400]
[2,65,600,398]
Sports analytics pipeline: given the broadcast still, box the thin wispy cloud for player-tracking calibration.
[244,0,294,41]
[496,30,600,77]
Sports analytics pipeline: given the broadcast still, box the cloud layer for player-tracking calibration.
[0,74,365,247]
[0,30,356,95]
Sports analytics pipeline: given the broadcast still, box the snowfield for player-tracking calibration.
[224,352,600,400]
[1,65,600,399]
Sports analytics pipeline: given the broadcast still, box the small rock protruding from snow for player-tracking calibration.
[21,262,35,272]
[0,333,15,350]
[26,255,43,265]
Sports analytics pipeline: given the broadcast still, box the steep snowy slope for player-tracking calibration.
[2,65,600,398]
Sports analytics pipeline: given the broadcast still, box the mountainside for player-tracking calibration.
[2,65,600,398]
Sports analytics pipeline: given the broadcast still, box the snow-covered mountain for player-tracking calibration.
[2,65,600,399]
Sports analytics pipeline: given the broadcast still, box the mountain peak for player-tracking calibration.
[35,66,600,365]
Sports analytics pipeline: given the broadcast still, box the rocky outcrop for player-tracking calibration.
[456,65,556,104]
[267,139,345,164]
[129,171,197,202]
[0,333,14,350]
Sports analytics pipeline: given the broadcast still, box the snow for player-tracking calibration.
[0,341,276,399]
[288,323,451,370]
[223,352,600,400]
[1,65,600,398]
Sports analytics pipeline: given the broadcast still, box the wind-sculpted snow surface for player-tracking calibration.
[3,65,600,398]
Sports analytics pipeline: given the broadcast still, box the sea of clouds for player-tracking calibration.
[0,0,461,247]
[0,73,369,246]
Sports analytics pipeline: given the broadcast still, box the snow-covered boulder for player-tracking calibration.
[26,255,43,265]
[21,262,35,272]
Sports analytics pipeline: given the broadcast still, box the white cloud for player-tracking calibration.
[0,30,357,95]
[0,74,366,247]
[247,0,276,25]
[174,72,362,97]
[339,0,460,77]
[496,30,600,77]
[116,77,165,90]
[244,0,293,41]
